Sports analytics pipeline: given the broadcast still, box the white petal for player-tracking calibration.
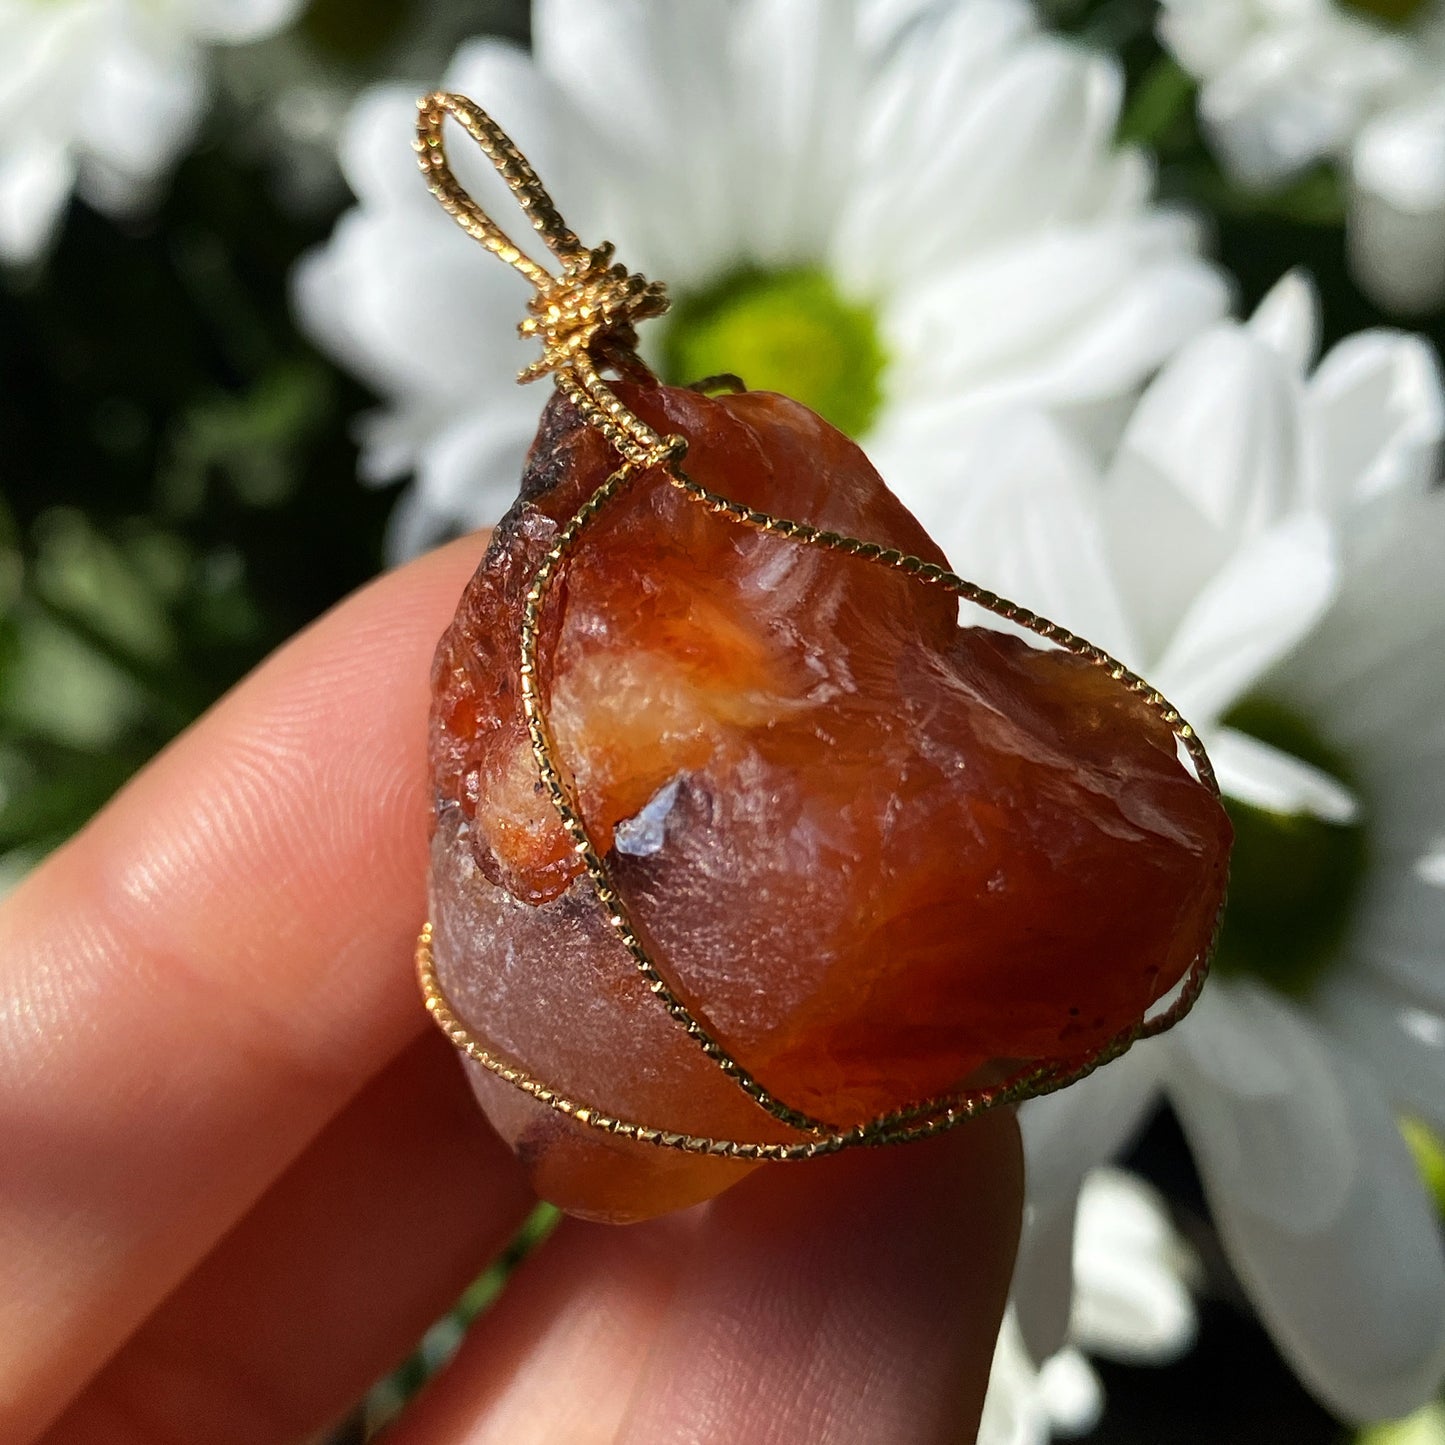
[1306,328,1445,519]
[1274,489,1445,743]
[1349,99,1445,316]
[1022,1043,1166,1204]
[72,13,204,210]
[1354,866,1445,1014]
[388,406,538,561]
[1193,25,1390,186]
[855,41,1125,272]
[1354,94,1445,216]
[1349,181,1445,318]
[724,0,868,266]
[1246,270,1320,372]
[336,84,438,211]
[882,221,1227,421]
[183,0,306,44]
[1013,1045,1163,1359]
[978,1314,1053,1445]
[1174,1030,1445,1423]
[839,0,1038,285]
[1156,0,1258,78]
[1072,1168,1198,1363]
[1316,971,1445,1136]
[0,139,74,265]
[1101,321,1307,661]
[1012,1195,1077,1367]
[1153,511,1338,722]
[1166,980,1356,1232]
[533,0,750,286]
[295,208,531,404]
[878,408,1139,665]
[443,36,585,246]
[351,406,426,485]
[1036,1349,1103,1436]
[535,0,729,155]
[1209,726,1360,824]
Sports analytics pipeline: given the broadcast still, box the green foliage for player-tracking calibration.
[0,125,394,881]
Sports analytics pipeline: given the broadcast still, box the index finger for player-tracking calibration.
[0,535,508,1442]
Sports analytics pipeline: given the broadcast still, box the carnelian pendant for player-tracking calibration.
[415,93,1231,1223]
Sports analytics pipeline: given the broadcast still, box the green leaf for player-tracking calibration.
[157,357,334,516]
[32,508,178,666]
[1118,57,1196,149]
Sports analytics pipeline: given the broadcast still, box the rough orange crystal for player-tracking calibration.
[428,378,1231,1223]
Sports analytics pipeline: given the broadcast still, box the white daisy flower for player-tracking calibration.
[1158,0,1445,312]
[293,0,1228,560]
[981,1169,1200,1444]
[933,272,1445,1422]
[0,0,306,265]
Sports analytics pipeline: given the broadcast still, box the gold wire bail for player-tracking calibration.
[414,91,670,384]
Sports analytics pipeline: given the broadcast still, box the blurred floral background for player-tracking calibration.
[4,0,1444,1441]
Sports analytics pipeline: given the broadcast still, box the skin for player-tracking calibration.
[0,536,1024,1445]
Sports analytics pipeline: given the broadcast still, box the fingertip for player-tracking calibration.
[617,1114,1023,1444]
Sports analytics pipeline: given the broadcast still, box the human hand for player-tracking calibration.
[0,538,1023,1445]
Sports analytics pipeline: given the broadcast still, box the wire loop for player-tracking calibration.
[416,91,670,384]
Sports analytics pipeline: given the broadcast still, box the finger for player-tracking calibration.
[389,1207,697,1445]
[394,1113,1022,1445]
[0,535,501,1441]
[41,1033,534,1445]
[616,1115,1022,1445]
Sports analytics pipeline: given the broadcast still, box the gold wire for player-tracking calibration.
[412,91,1225,1158]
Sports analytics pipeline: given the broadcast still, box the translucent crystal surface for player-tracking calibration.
[428,379,1231,1222]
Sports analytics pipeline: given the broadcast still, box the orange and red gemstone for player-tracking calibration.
[428,378,1231,1222]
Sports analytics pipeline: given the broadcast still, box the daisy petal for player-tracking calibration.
[1013,1196,1077,1367]
[1355,867,1445,1014]
[1071,1168,1197,1363]
[1306,329,1444,519]
[1102,321,1307,659]
[1195,30,1366,186]
[1246,270,1320,372]
[1317,972,1445,1137]
[1276,489,1445,743]
[1153,512,1337,723]
[726,0,867,266]
[1350,98,1445,316]
[879,409,1139,664]
[336,85,436,211]
[0,139,75,265]
[184,0,306,44]
[1014,1047,1163,1359]
[1209,726,1360,824]
[1036,1349,1103,1436]
[978,1315,1054,1445]
[1167,981,1355,1231]
[1174,1022,1445,1423]
[391,408,539,560]
[884,219,1224,421]
[72,17,202,212]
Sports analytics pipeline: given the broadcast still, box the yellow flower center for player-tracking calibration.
[661,267,886,439]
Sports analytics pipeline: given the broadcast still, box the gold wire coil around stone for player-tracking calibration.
[413,91,1225,1158]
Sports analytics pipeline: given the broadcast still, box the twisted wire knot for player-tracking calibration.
[516,241,669,384]
[415,91,669,386]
